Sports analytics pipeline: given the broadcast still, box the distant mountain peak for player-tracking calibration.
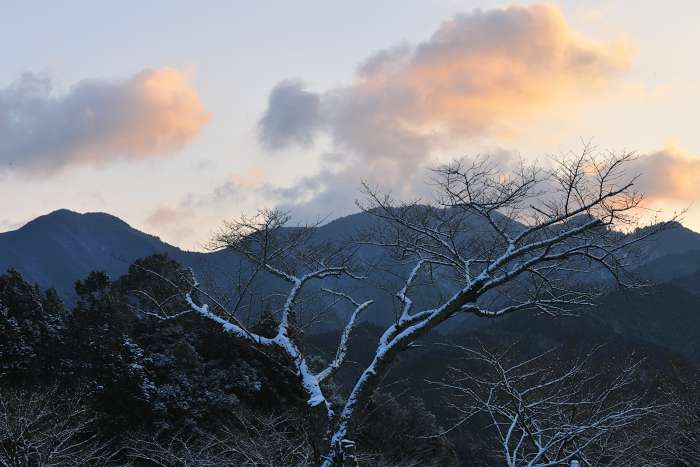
[40,208,123,222]
[46,208,80,217]
[0,208,185,300]
[19,209,132,233]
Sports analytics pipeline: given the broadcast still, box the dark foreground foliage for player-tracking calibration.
[0,256,456,466]
[0,254,698,466]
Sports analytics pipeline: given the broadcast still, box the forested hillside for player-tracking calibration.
[1,254,698,465]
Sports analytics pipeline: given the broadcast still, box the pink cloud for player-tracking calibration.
[0,68,210,175]
[633,146,700,202]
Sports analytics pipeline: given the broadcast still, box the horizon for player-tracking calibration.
[1,1,699,249]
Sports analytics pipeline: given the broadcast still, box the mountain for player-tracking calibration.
[0,209,383,306]
[637,221,700,259]
[0,210,228,301]
[594,283,700,360]
[479,276,700,361]
[1,209,700,351]
[3,208,700,296]
[0,210,176,298]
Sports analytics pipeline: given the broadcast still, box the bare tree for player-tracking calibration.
[131,209,372,460]
[0,387,112,466]
[134,147,670,465]
[653,371,700,466]
[432,344,663,466]
[320,149,670,465]
[126,411,315,466]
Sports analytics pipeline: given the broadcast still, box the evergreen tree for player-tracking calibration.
[0,270,64,384]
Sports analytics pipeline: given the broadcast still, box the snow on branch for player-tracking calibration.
[324,148,675,465]
[131,208,371,419]
[127,148,676,467]
[316,289,373,383]
[431,344,664,466]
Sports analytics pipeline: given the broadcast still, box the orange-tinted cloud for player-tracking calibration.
[258,4,633,217]
[226,167,267,190]
[353,4,631,137]
[633,146,700,202]
[148,167,266,223]
[0,68,210,175]
[260,4,631,159]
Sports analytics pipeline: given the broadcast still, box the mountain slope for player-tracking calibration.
[638,222,700,259]
[0,209,380,305]
[1,209,700,327]
[595,284,700,360]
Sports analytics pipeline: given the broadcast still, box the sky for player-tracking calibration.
[1,0,699,250]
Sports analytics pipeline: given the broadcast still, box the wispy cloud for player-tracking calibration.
[0,68,210,175]
[145,205,193,228]
[143,167,268,247]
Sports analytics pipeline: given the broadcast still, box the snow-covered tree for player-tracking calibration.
[0,387,110,466]
[433,344,662,466]
[126,411,316,466]
[136,148,672,465]
[654,371,700,466]
[0,270,65,384]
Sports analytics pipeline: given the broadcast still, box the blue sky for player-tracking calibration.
[1,1,699,249]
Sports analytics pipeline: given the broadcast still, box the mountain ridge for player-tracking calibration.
[2,207,700,319]
[1,208,700,360]
[0,209,185,299]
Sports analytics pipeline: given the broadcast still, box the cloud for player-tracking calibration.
[144,167,268,247]
[258,80,321,150]
[258,4,633,218]
[633,146,700,202]
[0,68,210,175]
[145,206,193,228]
[190,167,268,208]
[144,205,197,247]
